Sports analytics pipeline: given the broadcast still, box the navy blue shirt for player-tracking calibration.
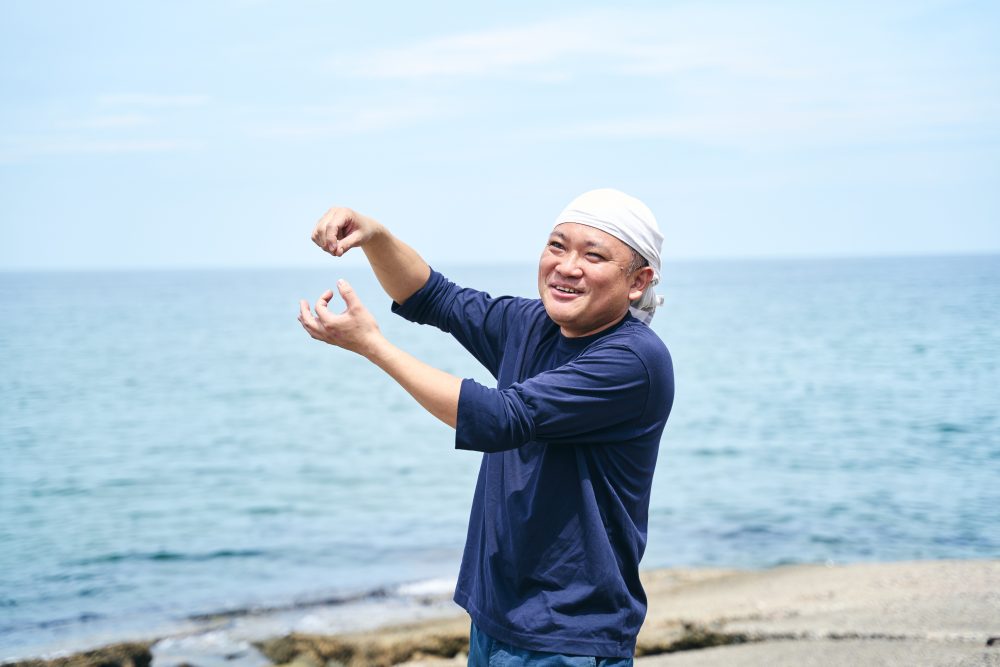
[393,270,674,658]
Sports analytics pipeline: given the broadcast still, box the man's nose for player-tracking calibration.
[556,252,584,277]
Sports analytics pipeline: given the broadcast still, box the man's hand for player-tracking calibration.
[311,207,382,258]
[298,277,461,428]
[298,279,383,357]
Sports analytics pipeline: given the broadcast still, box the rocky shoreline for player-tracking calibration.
[6,560,999,667]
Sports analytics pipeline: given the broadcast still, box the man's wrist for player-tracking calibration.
[364,218,389,245]
[361,333,394,365]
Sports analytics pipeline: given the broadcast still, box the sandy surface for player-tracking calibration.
[633,560,1000,666]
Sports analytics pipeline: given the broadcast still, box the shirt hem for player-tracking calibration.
[454,590,635,659]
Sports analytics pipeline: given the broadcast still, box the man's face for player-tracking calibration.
[537,222,652,338]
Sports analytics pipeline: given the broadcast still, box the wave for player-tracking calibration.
[186,576,456,622]
[186,587,394,622]
[0,578,455,657]
[70,548,268,566]
[396,577,457,597]
[0,611,106,635]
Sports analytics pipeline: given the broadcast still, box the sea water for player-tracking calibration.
[1,255,998,659]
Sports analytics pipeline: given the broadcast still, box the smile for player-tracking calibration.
[552,285,581,294]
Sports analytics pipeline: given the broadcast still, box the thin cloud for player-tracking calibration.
[334,4,998,148]
[0,136,200,160]
[249,96,460,139]
[333,8,799,81]
[0,95,209,160]
[549,93,999,149]
[60,114,154,130]
[97,93,210,108]
[334,11,629,80]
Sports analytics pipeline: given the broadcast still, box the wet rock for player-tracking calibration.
[635,622,752,656]
[2,642,153,667]
[255,617,469,667]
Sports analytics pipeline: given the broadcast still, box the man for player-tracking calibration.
[298,188,674,665]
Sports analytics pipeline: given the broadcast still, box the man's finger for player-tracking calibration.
[312,208,339,248]
[324,232,340,255]
[335,230,363,256]
[300,298,325,326]
[323,209,351,254]
[299,318,319,340]
[316,289,351,329]
[311,219,323,247]
[314,288,335,315]
[336,279,363,311]
[298,299,323,338]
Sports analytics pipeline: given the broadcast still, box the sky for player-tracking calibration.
[1,0,998,270]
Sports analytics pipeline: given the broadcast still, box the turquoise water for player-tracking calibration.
[1,256,998,658]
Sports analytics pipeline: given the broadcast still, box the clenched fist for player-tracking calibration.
[311,207,383,258]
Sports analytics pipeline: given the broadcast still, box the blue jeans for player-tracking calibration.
[468,623,634,667]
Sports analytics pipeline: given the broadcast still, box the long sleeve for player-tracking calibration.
[392,269,531,379]
[457,343,663,452]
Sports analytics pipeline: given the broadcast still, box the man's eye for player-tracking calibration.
[548,241,564,250]
[586,253,605,261]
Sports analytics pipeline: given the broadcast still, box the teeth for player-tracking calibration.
[554,286,579,294]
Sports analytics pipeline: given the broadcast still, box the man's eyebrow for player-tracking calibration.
[548,230,614,253]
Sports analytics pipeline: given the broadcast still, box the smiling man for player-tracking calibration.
[299,189,674,665]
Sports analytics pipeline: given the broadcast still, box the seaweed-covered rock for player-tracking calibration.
[255,616,469,667]
[3,642,153,667]
[635,621,751,656]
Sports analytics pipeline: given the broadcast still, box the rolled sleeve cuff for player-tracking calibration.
[390,268,443,324]
[457,378,535,453]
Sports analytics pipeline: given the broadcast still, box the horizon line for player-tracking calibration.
[1,248,998,274]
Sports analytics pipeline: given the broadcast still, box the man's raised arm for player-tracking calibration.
[311,207,431,305]
[303,206,459,429]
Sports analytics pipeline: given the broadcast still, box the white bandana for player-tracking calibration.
[554,188,664,324]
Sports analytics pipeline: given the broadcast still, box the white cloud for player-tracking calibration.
[332,4,998,148]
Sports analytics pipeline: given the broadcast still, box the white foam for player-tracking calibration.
[397,577,457,597]
[152,631,270,667]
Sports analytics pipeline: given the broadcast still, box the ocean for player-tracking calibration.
[1,255,998,661]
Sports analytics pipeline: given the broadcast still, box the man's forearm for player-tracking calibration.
[366,337,461,428]
[364,228,432,306]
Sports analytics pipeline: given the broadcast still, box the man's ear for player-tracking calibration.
[627,266,655,302]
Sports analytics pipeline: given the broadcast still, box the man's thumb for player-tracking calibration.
[335,230,364,257]
[337,279,361,310]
